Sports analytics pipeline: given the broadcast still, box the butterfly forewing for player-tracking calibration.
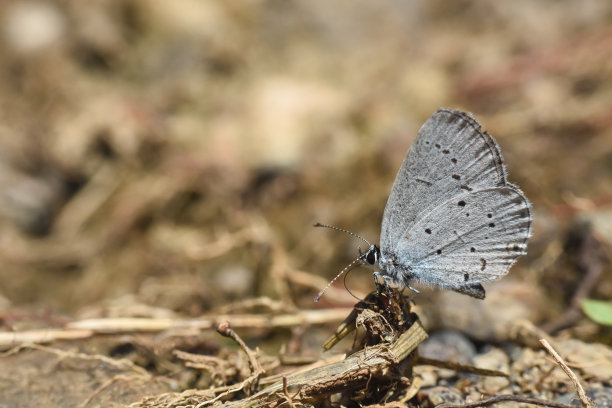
[380,109,508,254]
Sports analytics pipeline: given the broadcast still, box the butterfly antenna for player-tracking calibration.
[315,256,363,302]
[313,222,371,246]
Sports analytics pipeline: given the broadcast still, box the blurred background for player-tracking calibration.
[0,0,611,342]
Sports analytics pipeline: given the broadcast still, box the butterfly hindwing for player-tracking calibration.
[392,186,532,289]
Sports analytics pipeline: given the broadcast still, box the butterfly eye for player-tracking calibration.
[366,246,378,265]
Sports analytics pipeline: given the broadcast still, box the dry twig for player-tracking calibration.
[67,309,351,332]
[0,329,94,350]
[185,321,266,407]
[0,309,351,349]
[435,394,577,408]
[415,356,508,377]
[276,377,299,408]
[539,338,594,408]
[217,321,265,383]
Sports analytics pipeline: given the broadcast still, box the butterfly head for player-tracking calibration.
[360,244,381,268]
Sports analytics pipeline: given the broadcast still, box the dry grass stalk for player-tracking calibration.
[415,356,508,377]
[0,309,351,349]
[435,394,577,408]
[539,338,594,408]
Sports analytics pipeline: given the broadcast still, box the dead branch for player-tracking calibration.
[539,338,594,408]
[435,394,578,408]
[0,309,351,349]
[415,356,508,377]
[217,321,265,388]
[219,318,428,408]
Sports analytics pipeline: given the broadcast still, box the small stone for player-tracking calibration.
[413,366,439,388]
[419,330,477,364]
[555,386,612,408]
[421,386,464,406]
[473,347,511,393]
[473,347,510,371]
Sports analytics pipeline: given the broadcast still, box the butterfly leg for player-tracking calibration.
[373,272,393,310]
[373,271,383,292]
[402,285,421,304]
[382,275,396,310]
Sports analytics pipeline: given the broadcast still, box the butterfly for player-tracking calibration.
[316,109,532,300]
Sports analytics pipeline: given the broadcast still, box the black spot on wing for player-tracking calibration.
[416,178,433,186]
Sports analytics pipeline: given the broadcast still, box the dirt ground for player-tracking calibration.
[0,1,611,407]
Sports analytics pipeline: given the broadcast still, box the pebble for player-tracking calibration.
[419,330,477,364]
[420,386,464,406]
[473,347,511,394]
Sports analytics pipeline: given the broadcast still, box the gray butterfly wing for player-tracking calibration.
[380,109,507,254]
[394,186,532,289]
